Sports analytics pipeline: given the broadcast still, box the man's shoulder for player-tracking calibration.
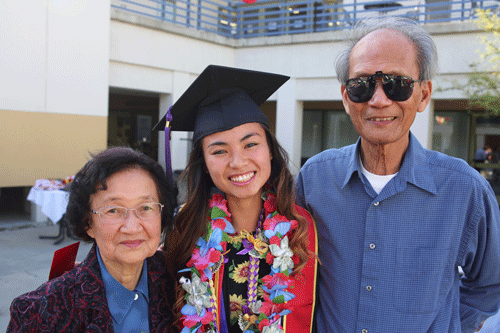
[423,149,492,189]
[425,149,483,179]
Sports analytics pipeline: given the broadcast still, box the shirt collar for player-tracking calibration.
[96,247,149,325]
[342,132,437,195]
[398,132,437,194]
[342,138,363,189]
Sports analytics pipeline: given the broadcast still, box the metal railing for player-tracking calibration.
[111,0,500,38]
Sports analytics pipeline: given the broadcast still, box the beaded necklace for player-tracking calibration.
[179,189,299,333]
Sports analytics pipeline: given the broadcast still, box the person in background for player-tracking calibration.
[474,145,490,162]
[295,17,500,332]
[155,65,318,333]
[8,147,178,332]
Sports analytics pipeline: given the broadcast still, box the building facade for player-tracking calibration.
[1,0,498,218]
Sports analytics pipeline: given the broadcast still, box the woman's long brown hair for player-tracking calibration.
[163,125,310,332]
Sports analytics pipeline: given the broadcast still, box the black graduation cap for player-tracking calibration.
[153,65,290,144]
[153,65,289,182]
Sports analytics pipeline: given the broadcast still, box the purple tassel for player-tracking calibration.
[164,106,173,183]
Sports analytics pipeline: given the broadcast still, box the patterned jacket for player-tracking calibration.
[7,244,172,333]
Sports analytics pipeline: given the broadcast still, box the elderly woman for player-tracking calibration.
[7,147,177,332]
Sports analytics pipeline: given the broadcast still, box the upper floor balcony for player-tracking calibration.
[112,0,499,38]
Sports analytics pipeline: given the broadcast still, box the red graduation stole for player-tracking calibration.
[282,205,318,333]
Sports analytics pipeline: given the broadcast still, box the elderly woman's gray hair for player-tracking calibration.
[335,16,438,84]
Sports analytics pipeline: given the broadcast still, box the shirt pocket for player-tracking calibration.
[393,247,454,314]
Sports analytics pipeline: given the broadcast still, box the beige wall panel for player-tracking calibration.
[0,110,107,187]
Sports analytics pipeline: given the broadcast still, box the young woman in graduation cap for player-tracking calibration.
[156,65,318,333]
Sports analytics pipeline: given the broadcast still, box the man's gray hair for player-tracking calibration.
[335,17,438,84]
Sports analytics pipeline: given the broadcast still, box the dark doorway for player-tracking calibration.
[0,187,31,222]
[485,135,500,156]
[108,89,160,161]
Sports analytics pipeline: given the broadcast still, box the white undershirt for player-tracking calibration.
[359,157,398,194]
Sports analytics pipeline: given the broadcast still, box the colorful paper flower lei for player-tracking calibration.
[179,188,299,333]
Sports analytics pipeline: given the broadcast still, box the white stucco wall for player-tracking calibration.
[1,0,110,117]
[1,0,47,113]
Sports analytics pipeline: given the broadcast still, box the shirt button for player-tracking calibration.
[134,293,139,301]
[369,243,376,249]
[366,285,372,291]
[362,329,368,333]
[373,202,379,206]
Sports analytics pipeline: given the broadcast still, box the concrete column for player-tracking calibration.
[158,71,193,172]
[276,78,303,175]
[411,99,434,149]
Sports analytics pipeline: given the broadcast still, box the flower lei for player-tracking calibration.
[179,189,299,333]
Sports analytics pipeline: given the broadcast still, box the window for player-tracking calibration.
[159,0,175,22]
[266,6,280,32]
[218,7,238,36]
[288,4,307,31]
[432,111,470,161]
[301,110,358,165]
[474,116,500,195]
[425,0,451,21]
[241,8,258,35]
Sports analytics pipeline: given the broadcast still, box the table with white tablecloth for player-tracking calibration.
[27,188,69,224]
[27,179,76,244]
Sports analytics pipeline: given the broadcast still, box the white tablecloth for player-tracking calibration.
[27,188,69,224]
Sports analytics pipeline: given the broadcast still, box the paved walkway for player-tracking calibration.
[0,223,93,331]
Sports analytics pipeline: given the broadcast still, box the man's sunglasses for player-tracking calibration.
[345,71,419,103]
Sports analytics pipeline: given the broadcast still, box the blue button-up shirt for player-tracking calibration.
[97,248,150,333]
[295,133,500,333]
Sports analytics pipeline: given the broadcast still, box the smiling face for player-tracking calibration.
[341,29,432,152]
[86,168,161,272]
[202,122,272,203]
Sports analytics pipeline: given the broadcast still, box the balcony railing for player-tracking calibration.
[111,0,500,38]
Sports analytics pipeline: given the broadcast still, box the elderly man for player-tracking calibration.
[295,17,500,332]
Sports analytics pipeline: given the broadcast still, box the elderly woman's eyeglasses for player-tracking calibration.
[345,71,419,103]
[91,203,164,224]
